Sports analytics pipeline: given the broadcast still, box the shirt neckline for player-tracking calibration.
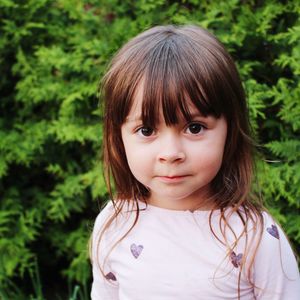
[137,200,216,216]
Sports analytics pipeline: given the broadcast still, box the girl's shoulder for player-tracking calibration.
[223,207,280,234]
[253,210,294,255]
[92,200,137,236]
[243,209,288,244]
[215,207,291,254]
[93,201,115,232]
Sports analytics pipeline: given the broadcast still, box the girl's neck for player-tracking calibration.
[146,193,215,212]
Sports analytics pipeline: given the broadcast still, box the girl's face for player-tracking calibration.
[121,84,227,211]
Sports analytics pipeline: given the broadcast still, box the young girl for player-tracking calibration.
[90,25,300,299]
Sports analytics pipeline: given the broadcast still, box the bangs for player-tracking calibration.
[139,35,225,127]
[104,25,243,129]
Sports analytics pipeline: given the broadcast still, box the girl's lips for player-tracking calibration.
[157,175,189,183]
[164,176,185,178]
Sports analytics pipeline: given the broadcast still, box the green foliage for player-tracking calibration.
[0,0,299,298]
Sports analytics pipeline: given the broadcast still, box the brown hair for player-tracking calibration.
[94,24,265,298]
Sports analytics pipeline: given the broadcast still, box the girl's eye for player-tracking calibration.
[137,126,154,137]
[186,123,205,135]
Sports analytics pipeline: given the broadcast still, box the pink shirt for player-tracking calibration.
[91,201,300,299]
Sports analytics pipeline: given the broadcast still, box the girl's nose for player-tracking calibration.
[158,134,186,163]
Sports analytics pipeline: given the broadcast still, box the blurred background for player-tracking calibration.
[0,0,299,299]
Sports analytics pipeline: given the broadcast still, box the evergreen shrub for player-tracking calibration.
[0,0,299,298]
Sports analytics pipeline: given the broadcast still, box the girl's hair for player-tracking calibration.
[94,24,265,298]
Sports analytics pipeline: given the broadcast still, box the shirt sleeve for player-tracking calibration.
[252,212,300,299]
[91,201,119,300]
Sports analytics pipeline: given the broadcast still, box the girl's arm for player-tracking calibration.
[253,213,300,299]
[90,202,119,300]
